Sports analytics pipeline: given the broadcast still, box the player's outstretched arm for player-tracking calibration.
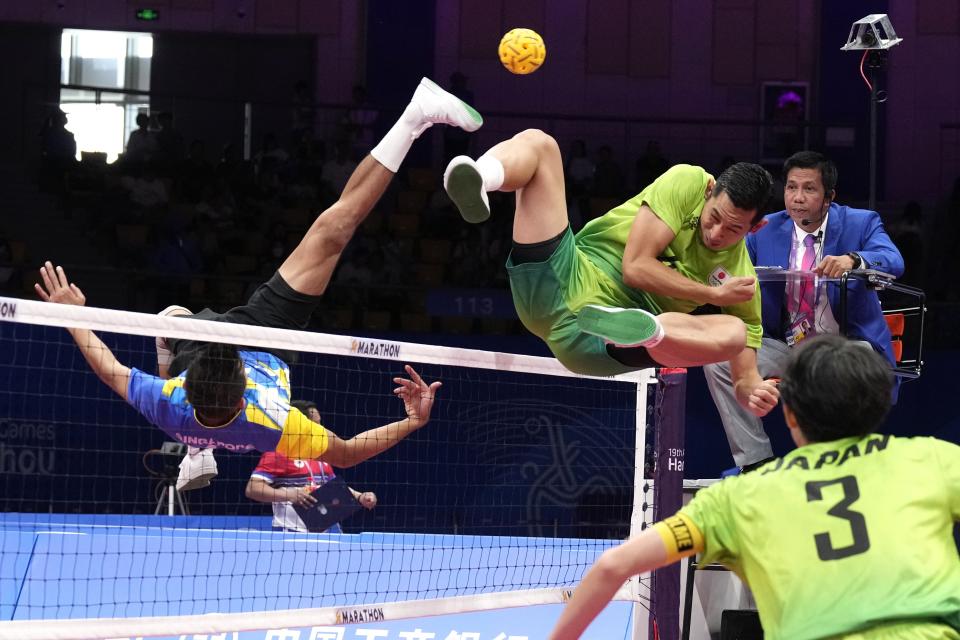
[35,262,131,401]
[549,528,672,640]
[322,365,442,468]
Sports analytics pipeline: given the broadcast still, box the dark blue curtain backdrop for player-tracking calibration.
[818,0,889,203]
[365,0,437,169]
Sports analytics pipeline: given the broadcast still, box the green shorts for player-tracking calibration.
[506,227,657,377]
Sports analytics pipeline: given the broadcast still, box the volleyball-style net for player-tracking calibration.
[0,295,681,640]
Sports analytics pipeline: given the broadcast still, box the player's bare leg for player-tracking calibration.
[280,78,482,297]
[650,313,746,366]
[579,306,747,367]
[444,128,568,243]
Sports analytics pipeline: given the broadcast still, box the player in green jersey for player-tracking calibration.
[549,334,960,640]
[444,129,779,418]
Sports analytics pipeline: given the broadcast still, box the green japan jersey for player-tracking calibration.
[681,435,960,640]
[575,164,762,349]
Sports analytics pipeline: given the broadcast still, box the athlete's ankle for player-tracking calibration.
[476,154,504,192]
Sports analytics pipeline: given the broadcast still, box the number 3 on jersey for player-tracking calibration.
[805,476,871,561]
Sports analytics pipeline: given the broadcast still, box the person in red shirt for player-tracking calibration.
[246,400,376,533]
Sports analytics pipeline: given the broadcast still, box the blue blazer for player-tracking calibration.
[747,203,905,381]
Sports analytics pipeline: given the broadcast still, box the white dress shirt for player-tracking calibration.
[789,214,840,335]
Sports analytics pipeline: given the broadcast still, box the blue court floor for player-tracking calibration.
[0,514,636,639]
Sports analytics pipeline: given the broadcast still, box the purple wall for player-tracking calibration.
[434,0,820,173]
[1,0,957,204]
[887,0,960,202]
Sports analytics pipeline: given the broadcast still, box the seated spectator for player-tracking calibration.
[335,246,375,287]
[592,145,624,198]
[291,80,316,144]
[341,84,379,161]
[634,140,669,192]
[150,224,203,278]
[194,184,236,228]
[179,139,215,203]
[253,133,289,195]
[565,139,594,231]
[154,111,184,175]
[216,143,256,198]
[120,166,170,212]
[321,140,358,197]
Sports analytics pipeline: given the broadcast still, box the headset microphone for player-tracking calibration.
[801,208,827,226]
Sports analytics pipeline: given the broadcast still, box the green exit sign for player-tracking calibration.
[135,8,160,21]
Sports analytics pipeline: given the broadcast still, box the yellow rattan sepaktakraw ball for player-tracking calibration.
[498,28,546,75]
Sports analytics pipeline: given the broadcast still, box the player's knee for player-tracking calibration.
[515,128,560,160]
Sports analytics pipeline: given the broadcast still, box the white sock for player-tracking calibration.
[370,102,425,173]
[476,153,505,192]
[155,337,173,367]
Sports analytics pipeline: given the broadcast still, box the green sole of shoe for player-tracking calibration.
[577,306,656,346]
[447,163,490,224]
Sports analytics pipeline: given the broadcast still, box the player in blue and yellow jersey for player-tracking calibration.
[550,335,960,640]
[34,75,483,466]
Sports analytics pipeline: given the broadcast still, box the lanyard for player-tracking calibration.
[304,460,329,488]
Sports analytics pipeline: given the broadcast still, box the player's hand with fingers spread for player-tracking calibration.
[711,276,757,306]
[747,378,780,418]
[394,364,442,429]
[815,255,856,279]
[35,262,86,307]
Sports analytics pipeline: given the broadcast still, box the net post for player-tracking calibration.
[649,368,687,640]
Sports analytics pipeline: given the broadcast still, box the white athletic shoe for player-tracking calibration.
[444,156,490,224]
[156,305,193,371]
[177,446,218,492]
[410,77,483,138]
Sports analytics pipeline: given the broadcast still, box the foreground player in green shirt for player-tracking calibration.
[444,129,779,417]
[550,334,960,640]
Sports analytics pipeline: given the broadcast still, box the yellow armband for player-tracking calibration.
[653,513,705,562]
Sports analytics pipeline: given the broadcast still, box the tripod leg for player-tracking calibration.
[174,487,189,516]
[154,487,166,516]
